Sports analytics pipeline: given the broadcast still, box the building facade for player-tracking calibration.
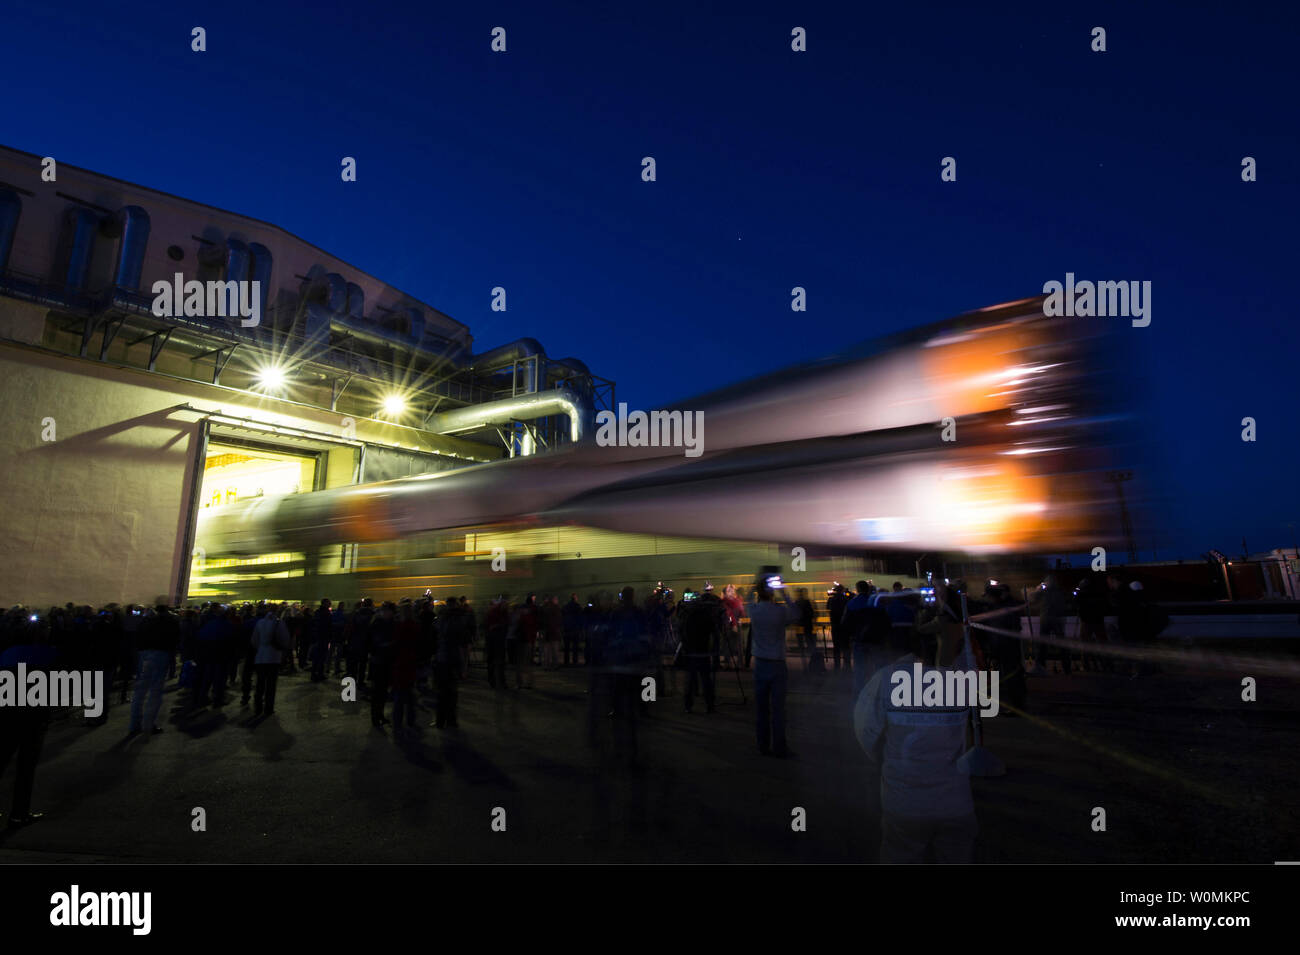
[0,145,610,607]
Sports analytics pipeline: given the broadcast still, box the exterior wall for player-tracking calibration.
[0,146,470,350]
[0,338,495,608]
[0,345,198,607]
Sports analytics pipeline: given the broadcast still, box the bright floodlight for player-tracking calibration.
[382,394,407,416]
[256,365,287,391]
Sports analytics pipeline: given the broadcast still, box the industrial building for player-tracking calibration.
[0,144,627,607]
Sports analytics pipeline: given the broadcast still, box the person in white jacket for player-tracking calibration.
[251,605,291,717]
[854,583,977,862]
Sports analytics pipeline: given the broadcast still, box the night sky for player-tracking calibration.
[3,0,1297,559]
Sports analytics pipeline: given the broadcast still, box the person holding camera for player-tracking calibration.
[748,575,799,757]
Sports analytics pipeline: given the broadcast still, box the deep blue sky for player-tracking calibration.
[4,0,1297,559]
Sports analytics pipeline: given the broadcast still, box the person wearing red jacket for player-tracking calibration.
[720,584,744,670]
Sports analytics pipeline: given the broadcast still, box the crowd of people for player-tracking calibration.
[2,568,1165,858]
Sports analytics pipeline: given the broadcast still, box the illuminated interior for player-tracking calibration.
[188,443,317,598]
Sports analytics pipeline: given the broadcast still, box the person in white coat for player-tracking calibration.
[854,583,977,863]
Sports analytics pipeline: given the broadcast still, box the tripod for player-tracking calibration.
[713,625,748,705]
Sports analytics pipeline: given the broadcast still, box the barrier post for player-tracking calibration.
[957,592,1005,777]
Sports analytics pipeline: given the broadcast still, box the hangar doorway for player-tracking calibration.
[185,432,363,602]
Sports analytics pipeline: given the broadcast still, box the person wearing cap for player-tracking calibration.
[1116,579,1158,679]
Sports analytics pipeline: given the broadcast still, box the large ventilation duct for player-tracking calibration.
[547,356,590,381]
[109,206,151,290]
[424,384,591,445]
[299,270,347,341]
[54,207,100,292]
[470,336,544,370]
[248,242,272,318]
[225,238,250,284]
[0,189,19,272]
[334,299,427,350]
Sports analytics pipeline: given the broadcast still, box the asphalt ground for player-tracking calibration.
[2,651,1298,863]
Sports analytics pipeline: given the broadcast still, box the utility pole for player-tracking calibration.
[1107,470,1138,564]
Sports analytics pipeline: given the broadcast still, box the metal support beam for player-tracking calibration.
[98,315,127,361]
[422,396,446,428]
[126,327,176,371]
[194,343,239,384]
[331,374,354,412]
[148,328,173,371]
[78,314,103,358]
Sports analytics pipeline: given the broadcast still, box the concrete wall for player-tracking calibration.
[0,337,491,608]
[0,345,200,608]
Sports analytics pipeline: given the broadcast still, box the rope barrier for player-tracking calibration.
[966,610,1300,679]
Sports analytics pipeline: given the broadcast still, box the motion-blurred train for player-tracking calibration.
[196,295,1133,567]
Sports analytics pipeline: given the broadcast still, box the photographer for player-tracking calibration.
[748,574,799,758]
[677,586,724,714]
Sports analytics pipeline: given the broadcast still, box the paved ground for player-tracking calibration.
[2,653,1298,863]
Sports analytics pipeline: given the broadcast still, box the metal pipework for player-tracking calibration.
[424,384,591,444]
